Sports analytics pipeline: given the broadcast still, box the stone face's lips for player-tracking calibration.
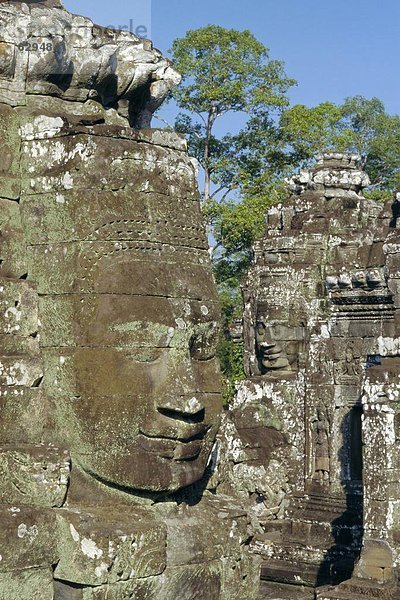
[138,422,209,443]
[139,413,209,444]
[137,430,207,461]
[173,439,203,461]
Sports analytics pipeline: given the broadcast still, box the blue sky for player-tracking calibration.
[63,0,399,123]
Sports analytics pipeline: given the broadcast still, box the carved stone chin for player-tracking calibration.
[261,355,291,371]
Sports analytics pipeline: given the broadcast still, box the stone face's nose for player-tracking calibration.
[158,395,204,416]
[141,347,210,439]
[142,393,208,442]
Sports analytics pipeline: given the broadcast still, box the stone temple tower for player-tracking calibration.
[237,153,400,598]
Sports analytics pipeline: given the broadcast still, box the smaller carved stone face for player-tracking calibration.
[255,321,296,373]
[325,276,339,291]
[338,273,352,289]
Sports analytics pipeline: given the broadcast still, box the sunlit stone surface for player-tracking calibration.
[0,2,261,598]
[215,154,400,598]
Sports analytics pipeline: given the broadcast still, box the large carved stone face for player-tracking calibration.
[44,257,222,493]
[19,125,222,494]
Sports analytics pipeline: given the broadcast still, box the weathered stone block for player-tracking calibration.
[27,243,212,297]
[148,564,222,599]
[54,508,167,586]
[360,540,393,568]
[20,190,206,247]
[0,355,42,387]
[0,200,28,278]
[0,445,69,507]
[165,496,251,566]
[0,568,53,600]
[0,230,28,279]
[386,254,400,278]
[0,278,38,337]
[0,103,21,200]
[222,554,261,600]
[20,134,196,199]
[73,565,223,600]
[389,279,400,308]
[0,506,57,572]
[358,564,391,583]
[0,388,45,444]
[364,499,393,533]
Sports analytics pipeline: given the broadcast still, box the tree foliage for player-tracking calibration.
[280,96,400,190]
[279,102,344,160]
[170,25,295,204]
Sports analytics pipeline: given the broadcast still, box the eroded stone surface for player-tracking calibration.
[0,2,180,126]
[221,153,400,598]
[0,2,260,598]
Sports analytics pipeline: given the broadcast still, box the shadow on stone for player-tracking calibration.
[53,579,85,600]
[389,194,400,228]
[316,407,364,586]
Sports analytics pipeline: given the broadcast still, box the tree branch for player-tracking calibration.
[153,114,175,129]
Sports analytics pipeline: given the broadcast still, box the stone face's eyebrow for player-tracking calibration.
[108,320,219,349]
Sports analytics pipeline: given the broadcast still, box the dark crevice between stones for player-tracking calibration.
[390,197,400,228]
[316,405,364,587]
[127,83,152,128]
[31,375,43,388]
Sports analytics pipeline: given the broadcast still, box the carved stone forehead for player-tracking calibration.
[29,246,215,297]
[16,125,215,301]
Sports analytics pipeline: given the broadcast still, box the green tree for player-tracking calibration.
[340,96,400,192]
[211,96,400,284]
[169,26,297,401]
[170,25,295,205]
[206,95,400,403]
[279,96,400,193]
[278,102,344,163]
